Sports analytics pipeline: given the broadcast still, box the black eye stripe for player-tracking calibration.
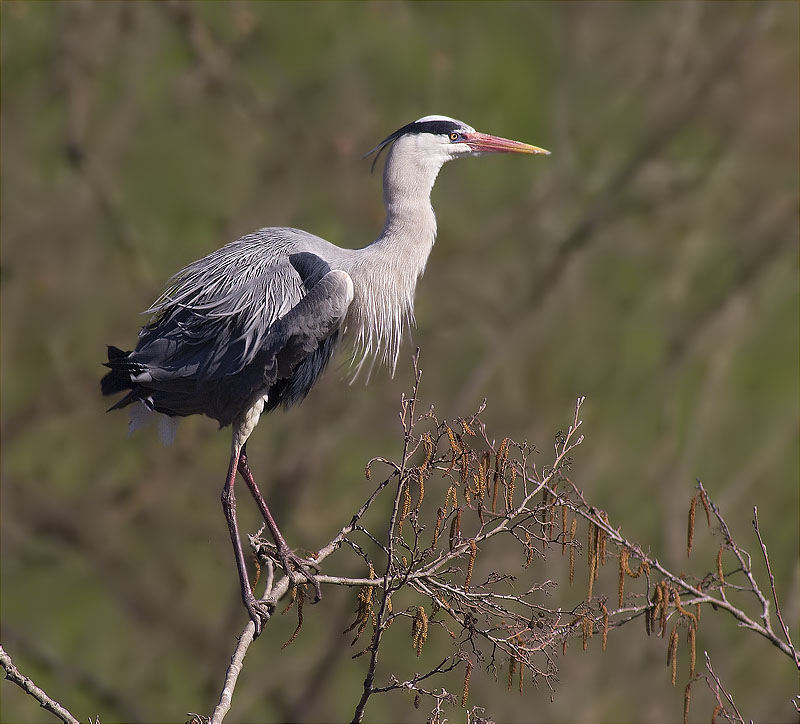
[374,120,462,150]
[405,120,462,136]
[363,119,466,171]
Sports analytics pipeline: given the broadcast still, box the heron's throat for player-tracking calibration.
[345,153,443,378]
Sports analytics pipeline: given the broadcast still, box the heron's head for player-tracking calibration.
[364,114,550,173]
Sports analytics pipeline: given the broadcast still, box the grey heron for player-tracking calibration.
[102,115,549,633]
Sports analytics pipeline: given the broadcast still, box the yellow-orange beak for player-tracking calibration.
[463,132,550,156]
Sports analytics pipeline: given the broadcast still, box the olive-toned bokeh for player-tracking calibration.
[2,2,797,722]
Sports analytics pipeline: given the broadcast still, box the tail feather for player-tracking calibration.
[101,345,134,398]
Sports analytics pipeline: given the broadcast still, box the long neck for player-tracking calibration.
[343,142,445,377]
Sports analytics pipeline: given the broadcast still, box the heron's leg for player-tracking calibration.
[221,446,273,635]
[237,444,322,602]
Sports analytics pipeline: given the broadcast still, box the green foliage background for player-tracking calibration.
[2,1,797,721]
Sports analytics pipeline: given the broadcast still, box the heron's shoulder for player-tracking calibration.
[217,226,338,260]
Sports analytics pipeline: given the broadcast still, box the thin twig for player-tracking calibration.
[351,351,424,722]
[0,645,80,724]
[704,651,746,724]
[752,507,799,669]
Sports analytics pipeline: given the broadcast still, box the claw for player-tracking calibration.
[277,545,322,603]
[243,593,274,637]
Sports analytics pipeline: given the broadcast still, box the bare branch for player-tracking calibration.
[752,507,800,669]
[0,645,80,724]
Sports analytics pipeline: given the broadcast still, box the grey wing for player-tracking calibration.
[106,244,353,425]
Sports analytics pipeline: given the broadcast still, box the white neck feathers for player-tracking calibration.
[344,136,446,378]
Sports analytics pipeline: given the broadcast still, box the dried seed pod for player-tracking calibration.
[688,623,696,677]
[252,552,262,590]
[618,548,628,608]
[524,532,535,568]
[699,487,712,527]
[508,656,516,690]
[716,546,725,587]
[687,494,697,557]
[397,482,412,535]
[446,426,461,455]
[668,625,679,686]
[650,583,663,633]
[478,452,489,496]
[675,593,698,631]
[444,484,458,515]
[344,564,376,645]
[465,538,477,589]
[415,468,426,512]
[505,466,516,511]
[624,554,645,578]
[449,507,462,551]
[461,661,473,708]
[282,583,307,649]
[518,659,525,694]
[569,518,577,584]
[561,506,568,555]
[459,417,476,436]
[281,584,298,615]
[588,549,597,601]
[601,602,609,651]
[683,682,691,724]
[420,433,434,473]
[432,507,446,547]
[493,438,509,513]
[460,451,470,486]
[411,605,429,657]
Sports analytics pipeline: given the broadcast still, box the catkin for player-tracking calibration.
[464,539,477,589]
[449,507,462,550]
[411,605,429,656]
[432,507,445,547]
[668,625,679,686]
[683,682,691,724]
[281,584,306,649]
[699,488,712,527]
[568,519,577,584]
[461,661,472,708]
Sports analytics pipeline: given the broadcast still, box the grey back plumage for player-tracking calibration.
[103,228,353,426]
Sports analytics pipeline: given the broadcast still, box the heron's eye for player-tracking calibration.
[449,132,460,142]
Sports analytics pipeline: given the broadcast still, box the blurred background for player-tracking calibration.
[1,1,797,722]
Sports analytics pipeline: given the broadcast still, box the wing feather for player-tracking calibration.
[103,233,353,426]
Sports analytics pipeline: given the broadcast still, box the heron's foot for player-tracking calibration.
[243,592,275,637]
[276,545,322,603]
